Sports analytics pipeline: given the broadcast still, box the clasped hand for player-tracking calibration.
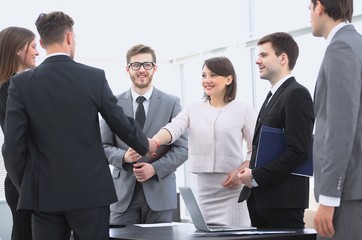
[237,167,253,188]
[133,162,155,183]
[222,169,242,188]
[147,138,159,157]
[123,138,159,164]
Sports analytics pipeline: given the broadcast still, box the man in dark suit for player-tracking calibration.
[238,32,314,228]
[2,11,157,240]
[100,44,188,225]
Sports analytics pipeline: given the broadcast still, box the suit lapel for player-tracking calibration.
[144,88,161,134]
[120,90,133,117]
[254,77,295,138]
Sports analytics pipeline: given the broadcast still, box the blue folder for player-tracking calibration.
[255,126,313,177]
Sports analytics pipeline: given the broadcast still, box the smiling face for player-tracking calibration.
[201,65,232,101]
[127,53,157,93]
[18,38,39,71]
[255,42,286,86]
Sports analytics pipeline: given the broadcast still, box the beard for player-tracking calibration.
[131,74,153,89]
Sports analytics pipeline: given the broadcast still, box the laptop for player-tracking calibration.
[178,186,256,232]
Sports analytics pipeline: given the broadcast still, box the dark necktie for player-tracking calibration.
[260,91,272,111]
[258,91,272,119]
[135,96,146,129]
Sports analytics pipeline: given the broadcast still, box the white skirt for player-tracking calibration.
[195,172,250,227]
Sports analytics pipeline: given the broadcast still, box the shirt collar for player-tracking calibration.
[46,53,70,59]
[131,86,154,102]
[270,74,293,95]
[326,22,348,46]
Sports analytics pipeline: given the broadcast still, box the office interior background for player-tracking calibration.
[1,0,362,239]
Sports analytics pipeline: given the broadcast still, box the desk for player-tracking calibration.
[109,223,316,240]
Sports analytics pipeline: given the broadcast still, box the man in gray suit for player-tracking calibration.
[100,44,188,225]
[309,0,362,239]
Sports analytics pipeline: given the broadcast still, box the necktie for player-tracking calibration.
[258,91,272,120]
[135,96,146,129]
[260,91,272,110]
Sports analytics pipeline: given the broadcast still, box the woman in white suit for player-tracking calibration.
[153,56,256,227]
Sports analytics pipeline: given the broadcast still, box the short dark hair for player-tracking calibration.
[202,56,237,103]
[258,32,299,70]
[35,11,74,46]
[311,0,353,22]
[126,44,157,64]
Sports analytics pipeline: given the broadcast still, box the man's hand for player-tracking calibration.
[222,169,242,188]
[123,148,142,163]
[314,204,335,238]
[237,167,253,188]
[147,138,159,157]
[133,162,155,183]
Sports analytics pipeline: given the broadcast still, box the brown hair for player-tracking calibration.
[126,44,157,64]
[311,0,353,22]
[0,27,35,85]
[35,11,74,46]
[258,32,299,70]
[202,56,237,103]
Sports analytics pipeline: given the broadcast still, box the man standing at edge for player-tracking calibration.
[2,11,157,240]
[309,0,362,239]
[100,44,188,225]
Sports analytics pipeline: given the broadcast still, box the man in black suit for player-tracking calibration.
[238,32,314,228]
[2,11,158,240]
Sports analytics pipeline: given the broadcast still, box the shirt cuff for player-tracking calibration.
[250,170,258,187]
[319,194,341,207]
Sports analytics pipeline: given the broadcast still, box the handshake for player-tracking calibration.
[147,137,160,157]
[144,129,171,159]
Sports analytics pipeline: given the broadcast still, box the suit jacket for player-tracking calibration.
[2,55,149,212]
[314,25,362,202]
[239,77,314,209]
[100,88,188,212]
[0,81,10,131]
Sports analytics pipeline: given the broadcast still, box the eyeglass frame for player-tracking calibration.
[127,62,156,71]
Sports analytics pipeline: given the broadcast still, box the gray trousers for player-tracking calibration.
[110,182,173,225]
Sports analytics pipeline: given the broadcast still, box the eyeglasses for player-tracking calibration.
[128,62,155,71]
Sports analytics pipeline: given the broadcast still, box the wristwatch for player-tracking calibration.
[250,171,258,187]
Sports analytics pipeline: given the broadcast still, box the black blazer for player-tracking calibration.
[244,77,314,209]
[0,81,10,131]
[2,55,149,212]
